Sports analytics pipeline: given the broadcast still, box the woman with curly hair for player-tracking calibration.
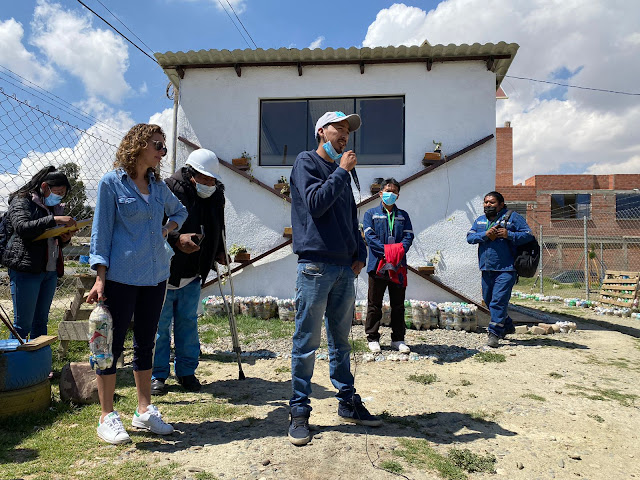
[88,123,187,445]
[2,165,76,340]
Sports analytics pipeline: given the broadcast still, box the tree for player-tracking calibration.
[57,162,92,219]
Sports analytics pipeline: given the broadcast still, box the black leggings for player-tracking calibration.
[96,280,167,375]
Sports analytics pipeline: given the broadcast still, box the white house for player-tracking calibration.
[155,41,519,309]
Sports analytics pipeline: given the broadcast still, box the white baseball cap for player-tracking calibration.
[314,111,361,136]
[185,148,221,180]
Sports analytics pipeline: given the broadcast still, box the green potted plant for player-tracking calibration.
[274,175,290,196]
[423,140,442,165]
[232,151,252,169]
[229,243,250,262]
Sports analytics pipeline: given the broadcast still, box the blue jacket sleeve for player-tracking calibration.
[508,212,534,245]
[291,157,351,218]
[89,177,115,269]
[354,202,367,265]
[401,210,414,254]
[466,218,488,244]
[363,209,385,259]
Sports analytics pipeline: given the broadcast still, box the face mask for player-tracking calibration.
[44,192,63,207]
[382,192,398,206]
[322,141,343,161]
[484,206,498,218]
[195,182,217,198]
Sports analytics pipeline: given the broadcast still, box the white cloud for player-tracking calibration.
[363,1,640,180]
[586,156,640,175]
[308,36,325,49]
[213,0,247,15]
[0,18,57,87]
[30,0,131,104]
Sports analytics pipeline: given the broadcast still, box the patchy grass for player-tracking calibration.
[588,414,605,423]
[408,373,438,385]
[195,473,219,480]
[585,354,634,370]
[394,439,467,480]
[349,338,369,353]
[448,448,497,474]
[274,366,291,374]
[566,384,638,407]
[379,460,404,474]
[459,379,472,386]
[468,410,496,423]
[199,314,295,344]
[549,372,564,379]
[522,393,546,402]
[474,352,506,363]
[446,389,460,398]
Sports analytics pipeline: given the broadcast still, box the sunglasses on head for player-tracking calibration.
[151,140,168,154]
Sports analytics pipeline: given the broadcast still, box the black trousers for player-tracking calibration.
[96,279,167,375]
[365,271,406,342]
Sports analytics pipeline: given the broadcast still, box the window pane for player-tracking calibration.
[307,99,354,151]
[616,193,640,219]
[260,100,307,166]
[355,97,404,165]
[576,194,591,219]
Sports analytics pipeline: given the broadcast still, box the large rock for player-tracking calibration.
[59,362,99,404]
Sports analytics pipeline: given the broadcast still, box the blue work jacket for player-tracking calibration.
[466,207,533,271]
[363,202,414,274]
[90,169,188,286]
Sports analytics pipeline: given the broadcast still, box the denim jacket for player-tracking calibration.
[90,169,188,286]
[363,202,414,274]
[466,208,533,271]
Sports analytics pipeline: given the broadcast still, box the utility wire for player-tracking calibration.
[500,74,640,96]
[216,0,252,49]
[0,65,124,137]
[92,0,156,56]
[75,0,160,65]
[225,0,258,49]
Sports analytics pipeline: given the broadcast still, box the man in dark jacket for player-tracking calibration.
[288,111,380,447]
[151,149,226,394]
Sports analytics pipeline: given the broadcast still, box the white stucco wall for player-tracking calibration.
[174,61,496,304]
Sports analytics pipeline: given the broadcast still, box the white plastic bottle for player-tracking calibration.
[87,301,114,370]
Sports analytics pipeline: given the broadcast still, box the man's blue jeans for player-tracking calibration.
[152,277,201,380]
[481,270,517,338]
[290,262,356,411]
[9,269,58,340]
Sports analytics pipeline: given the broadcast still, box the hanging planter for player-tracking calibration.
[229,244,250,262]
[232,151,252,170]
[274,176,290,196]
[283,227,292,238]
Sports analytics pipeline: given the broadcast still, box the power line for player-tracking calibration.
[92,0,156,57]
[75,0,159,66]
[216,0,252,49]
[0,65,124,137]
[225,0,258,49]
[500,74,640,96]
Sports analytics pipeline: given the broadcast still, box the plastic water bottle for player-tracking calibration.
[87,301,113,370]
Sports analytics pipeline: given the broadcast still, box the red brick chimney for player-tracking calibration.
[496,121,513,187]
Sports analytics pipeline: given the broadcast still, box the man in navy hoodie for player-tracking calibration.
[288,111,381,446]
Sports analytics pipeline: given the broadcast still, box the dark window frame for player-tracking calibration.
[616,193,640,219]
[258,96,405,167]
[550,193,592,220]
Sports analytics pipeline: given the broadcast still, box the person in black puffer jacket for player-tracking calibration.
[2,166,76,340]
[151,149,226,395]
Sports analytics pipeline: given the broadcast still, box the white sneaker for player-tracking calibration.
[97,411,131,445]
[131,405,174,435]
[368,341,381,353]
[391,341,411,353]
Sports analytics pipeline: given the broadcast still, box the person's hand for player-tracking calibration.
[215,252,229,265]
[54,215,76,227]
[495,227,509,239]
[176,233,201,253]
[59,231,73,243]
[486,226,499,241]
[86,277,105,304]
[339,150,357,172]
[351,260,365,276]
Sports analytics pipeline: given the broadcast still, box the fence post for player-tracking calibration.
[539,224,544,295]
[584,215,589,300]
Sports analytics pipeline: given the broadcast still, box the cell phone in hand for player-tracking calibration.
[192,225,205,246]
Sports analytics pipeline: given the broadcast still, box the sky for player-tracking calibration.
[1,0,639,186]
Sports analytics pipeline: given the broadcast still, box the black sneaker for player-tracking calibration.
[288,406,311,446]
[151,378,167,396]
[505,324,516,336]
[177,375,202,392]
[487,333,500,348]
[338,394,382,427]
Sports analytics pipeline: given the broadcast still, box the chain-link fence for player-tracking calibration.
[517,198,640,300]
[0,88,122,324]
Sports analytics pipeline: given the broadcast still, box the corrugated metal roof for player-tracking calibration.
[156,42,519,89]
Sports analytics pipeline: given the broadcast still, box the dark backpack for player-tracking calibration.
[0,212,12,264]
[504,210,540,278]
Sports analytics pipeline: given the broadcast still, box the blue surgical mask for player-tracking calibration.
[322,141,343,161]
[195,182,217,198]
[382,192,398,206]
[44,192,63,207]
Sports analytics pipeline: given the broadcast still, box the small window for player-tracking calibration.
[616,193,640,219]
[259,96,404,166]
[551,194,591,219]
[506,203,528,217]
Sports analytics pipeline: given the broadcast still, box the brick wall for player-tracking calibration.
[495,125,513,187]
